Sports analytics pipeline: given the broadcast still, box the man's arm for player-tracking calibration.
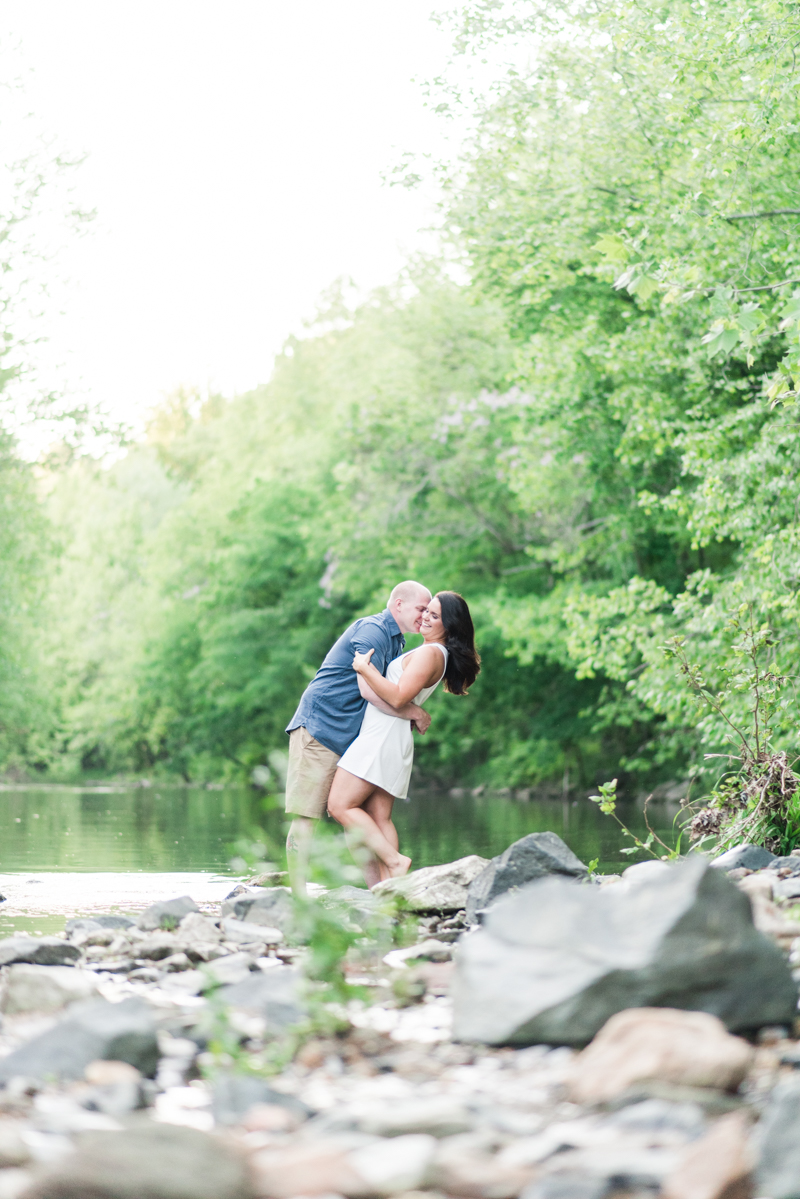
[357,675,431,733]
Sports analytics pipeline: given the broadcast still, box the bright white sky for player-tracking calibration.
[3,1,464,443]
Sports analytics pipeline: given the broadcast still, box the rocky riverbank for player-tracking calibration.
[0,835,797,1197]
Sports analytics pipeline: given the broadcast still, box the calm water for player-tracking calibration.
[0,783,682,876]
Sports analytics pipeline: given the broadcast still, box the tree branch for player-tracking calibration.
[724,208,800,221]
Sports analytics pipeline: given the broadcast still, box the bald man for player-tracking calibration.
[284,581,432,892]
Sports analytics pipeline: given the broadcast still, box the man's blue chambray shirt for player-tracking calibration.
[286,608,405,756]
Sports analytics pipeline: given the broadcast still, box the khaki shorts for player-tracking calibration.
[284,727,340,819]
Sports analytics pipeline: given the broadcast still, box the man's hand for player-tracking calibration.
[412,708,431,735]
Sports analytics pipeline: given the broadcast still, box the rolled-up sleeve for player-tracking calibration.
[351,623,390,674]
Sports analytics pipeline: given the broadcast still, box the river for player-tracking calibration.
[0,780,681,875]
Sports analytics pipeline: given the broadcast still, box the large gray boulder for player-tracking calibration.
[372,855,490,912]
[0,996,159,1082]
[710,843,776,872]
[22,1124,256,1199]
[452,856,796,1046]
[466,832,587,922]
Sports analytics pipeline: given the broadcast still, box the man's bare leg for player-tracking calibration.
[362,854,383,890]
[328,769,411,882]
[364,792,401,881]
[286,817,315,896]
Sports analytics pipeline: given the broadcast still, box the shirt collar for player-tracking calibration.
[382,607,403,641]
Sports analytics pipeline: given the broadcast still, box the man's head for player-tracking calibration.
[388,580,431,635]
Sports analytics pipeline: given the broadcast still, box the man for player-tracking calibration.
[285,580,432,892]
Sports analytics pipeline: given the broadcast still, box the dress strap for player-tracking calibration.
[430,641,448,684]
[404,641,448,684]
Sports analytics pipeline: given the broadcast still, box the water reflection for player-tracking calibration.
[0,784,681,875]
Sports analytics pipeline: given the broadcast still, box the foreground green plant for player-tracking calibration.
[664,607,800,855]
[589,779,683,862]
[201,826,403,1079]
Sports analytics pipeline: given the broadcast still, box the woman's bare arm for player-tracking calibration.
[357,676,429,719]
[353,645,442,709]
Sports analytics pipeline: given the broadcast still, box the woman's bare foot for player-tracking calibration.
[387,854,412,879]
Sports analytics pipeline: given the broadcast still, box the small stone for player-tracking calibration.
[661,1111,754,1199]
[249,1138,367,1199]
[373,855,491,912]
[322,886,381,918]
[737,873,775,901]
[360,1098,473,1138]
[126,967,161,983]
[82,929,115,947]
[64,919,102,936]
[774,876,800,901]
[0,996,159,1083]
[202,953,255,986]
[85,1060,141,1086]
[223,884,253,901]
[0,1168,32,1198]
[241,1103,299,1132]
[221,888,294,928]
[567,1009,754,1104]
[221,918,283,946]
[160,952,193,972]
[0,938,80,968]
[160,970,203,996]
[21,1123,255,1199]
[755,1075,800,1197]
[0,965,98,1015]
[710,844,776,872]
[622,859,672,884]
[349,1134,437,1194]
[383,941,453,969]
[521,1177,608,1199]
[92,915,135,930]
[135,933,179,961]
[182,941,227,963]
[607,1099,707,1134]
[212,1073,310,1126]
[218,967,305,1029]
[431,1133,534,1199]
[178,913,221,943]
[136,896,199,931]
[0,1124,31,1168]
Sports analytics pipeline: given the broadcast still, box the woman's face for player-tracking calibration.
[420,596,445,640]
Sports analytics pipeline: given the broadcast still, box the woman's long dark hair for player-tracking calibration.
[437,591,481,695]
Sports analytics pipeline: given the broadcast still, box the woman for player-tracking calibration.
[327,591,480,883]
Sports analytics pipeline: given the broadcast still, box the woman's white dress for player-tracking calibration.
[337,643,448,799]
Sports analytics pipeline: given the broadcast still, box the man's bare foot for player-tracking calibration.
[388,854,412,879]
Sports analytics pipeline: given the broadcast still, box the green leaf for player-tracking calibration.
[630,275,658,301]
[593,234,629,263]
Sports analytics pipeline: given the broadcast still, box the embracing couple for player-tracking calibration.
[284,581,480,892]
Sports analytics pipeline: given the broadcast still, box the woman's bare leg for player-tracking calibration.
[364,791,402,881]
[325,769,383,884]
[328,769,411,881]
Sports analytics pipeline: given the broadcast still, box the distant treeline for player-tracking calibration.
[3,0,800,789]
